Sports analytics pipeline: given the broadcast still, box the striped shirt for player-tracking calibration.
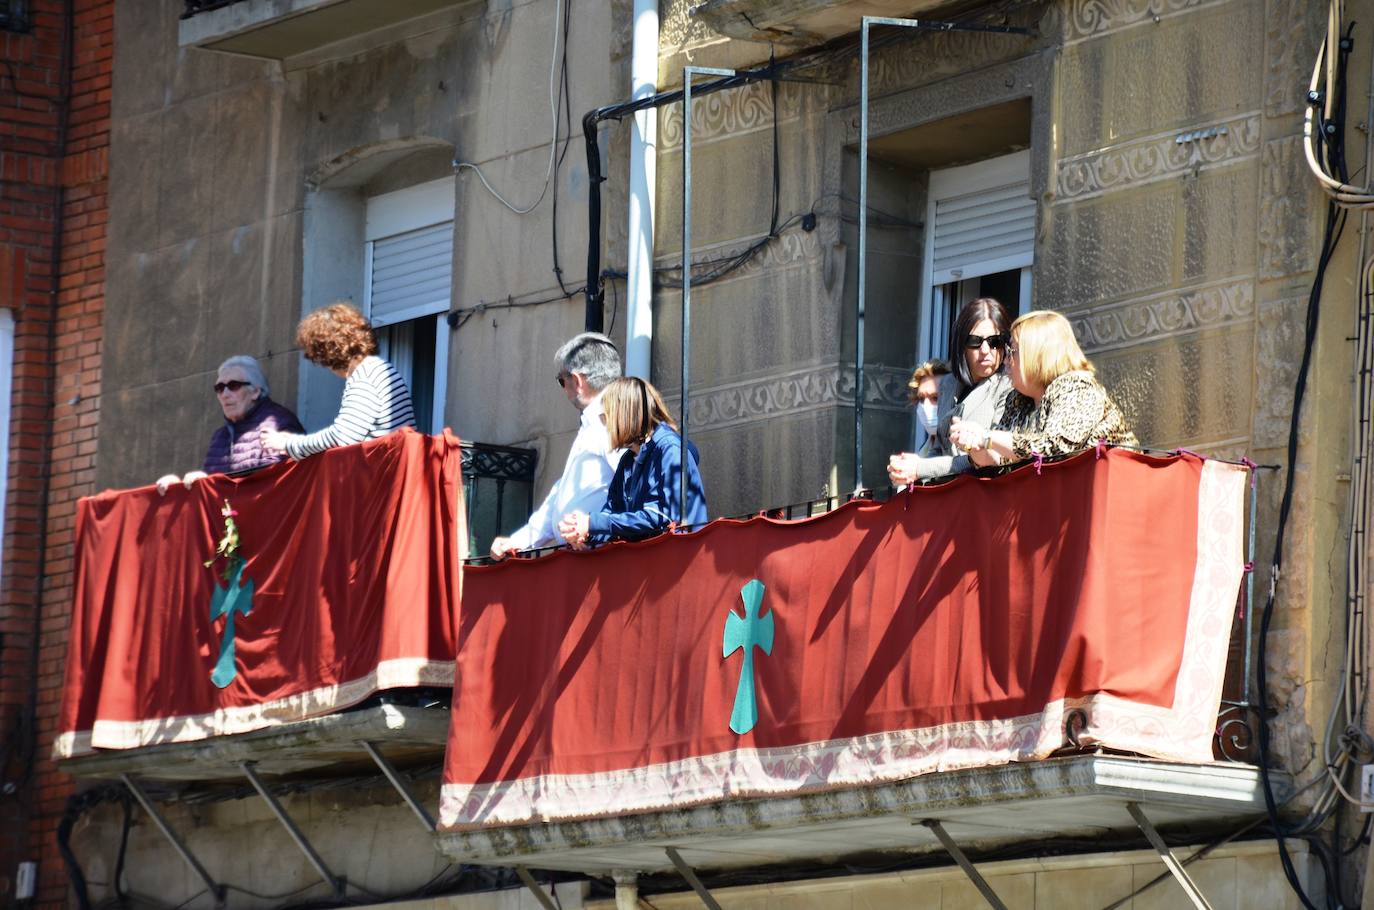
[285,355,416,460]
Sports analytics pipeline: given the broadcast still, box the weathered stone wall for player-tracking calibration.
[58,0,1363,904]
[99,0,627,503]
[650,0,1345,837]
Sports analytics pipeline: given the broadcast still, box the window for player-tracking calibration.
[364,178,455,434]
[918,150,1034,365]
[0,0,30,32]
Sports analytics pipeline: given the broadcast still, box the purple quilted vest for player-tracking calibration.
[202,398,305,475]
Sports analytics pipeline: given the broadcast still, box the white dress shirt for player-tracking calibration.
[505,392,622,550]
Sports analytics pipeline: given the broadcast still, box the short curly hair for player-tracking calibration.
[296,302,377,371]
[906,359,949,405]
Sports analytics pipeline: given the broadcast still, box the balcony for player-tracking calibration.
[179,0,464,59]
[55,436,1275,906]
[688,0,1005,45]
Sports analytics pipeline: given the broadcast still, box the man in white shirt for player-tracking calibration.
[490,332,623,559]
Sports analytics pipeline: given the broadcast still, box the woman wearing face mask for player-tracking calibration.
[887,297,1015,485]
[907,360,950,456]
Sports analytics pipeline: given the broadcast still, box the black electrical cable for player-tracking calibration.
[548,0,578,298]
[1257,168,1348,910]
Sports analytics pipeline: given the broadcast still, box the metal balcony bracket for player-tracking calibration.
[239,761,346,900]
[665,847,725,910]
[919,820,1009,910]
[1126,802,1216,910]
[514,866,560,910]
[120,774,228,910]
[358,739,436,833]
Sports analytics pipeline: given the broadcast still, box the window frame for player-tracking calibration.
[362,177,456,435]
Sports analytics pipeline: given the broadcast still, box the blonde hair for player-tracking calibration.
[1010,310,1093,390]
[907,359,950,404]
[601,377,677,450]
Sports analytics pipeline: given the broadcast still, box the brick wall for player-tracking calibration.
[0,0,111,905]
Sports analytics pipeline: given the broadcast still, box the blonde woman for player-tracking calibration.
[949,310,1137,465]
[558,376,708,547]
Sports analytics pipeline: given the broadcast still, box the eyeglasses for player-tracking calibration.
[556,372,571,388]
[214,380,251,394]
[963,333,1007,351]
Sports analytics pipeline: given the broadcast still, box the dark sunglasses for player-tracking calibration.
[213,380,251,394]
[556,372,570,388]
[963,332,1007,351]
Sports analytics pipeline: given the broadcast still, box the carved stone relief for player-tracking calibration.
[658,79,807,149]
[1056,1,1263,159]
[839,25,1037,106]
[1259,136,1317,281]
[1061,0,1224,44]
[1264,0,1324,119]
[1072,278,1255,355]
[660,0,717,53]
[1093,325,1254,448]
[1253,294,1312,449]
[660,361,908,434]
[1055,113,1260,202]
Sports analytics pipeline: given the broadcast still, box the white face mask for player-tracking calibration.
[918,400,939,434]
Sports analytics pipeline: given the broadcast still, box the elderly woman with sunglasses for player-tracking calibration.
[887,297,1015,485]
[155,355,305,494]
[948,310,1136,465]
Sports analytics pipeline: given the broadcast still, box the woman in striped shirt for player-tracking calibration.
[262,302,416,460]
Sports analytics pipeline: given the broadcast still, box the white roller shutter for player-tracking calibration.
[368,221,453,328]
[930,180,1034,285]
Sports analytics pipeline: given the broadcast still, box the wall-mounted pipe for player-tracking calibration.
[624,0,659,378]
[582,61,792,333]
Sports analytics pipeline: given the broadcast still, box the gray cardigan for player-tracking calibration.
[912,372,1014,481]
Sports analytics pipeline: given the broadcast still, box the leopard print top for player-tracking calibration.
[997,370,1138,459]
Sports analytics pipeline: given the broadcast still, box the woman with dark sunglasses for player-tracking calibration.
[154,355,305,495]
[887,297,1015,485]
[949,309,1136,464]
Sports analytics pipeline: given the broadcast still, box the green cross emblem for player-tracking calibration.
[723,579,774,735]
[209,558,255,689]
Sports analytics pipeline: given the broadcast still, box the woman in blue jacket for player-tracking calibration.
[558,376,708,547]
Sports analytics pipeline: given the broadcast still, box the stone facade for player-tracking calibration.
[6,0,1368,906]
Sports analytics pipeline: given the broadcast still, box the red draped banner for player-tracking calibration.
[439,449,1246,829]
[55,428,463,758]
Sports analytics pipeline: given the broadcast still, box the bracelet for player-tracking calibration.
[981,429,992,450]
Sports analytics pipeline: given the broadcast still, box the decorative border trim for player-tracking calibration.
[660,363,911,435]
[1071,278,1256,354]
[438,461,1245,829]
[53,658,456,759]
[1055,113,1260,202]
[1062,0,1232,46]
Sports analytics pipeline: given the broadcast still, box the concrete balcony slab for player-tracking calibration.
[57,704,449,782]
[179,0,464,59]
[436,756,1288,874]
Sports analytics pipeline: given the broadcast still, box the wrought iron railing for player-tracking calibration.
[461,441,537,559]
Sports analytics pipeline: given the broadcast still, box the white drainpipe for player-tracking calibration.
[624,0,658,379]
